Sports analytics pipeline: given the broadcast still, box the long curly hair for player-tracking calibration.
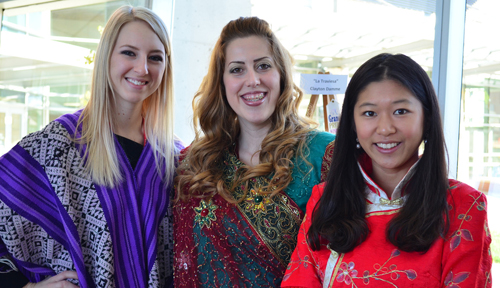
[176,17,316,203]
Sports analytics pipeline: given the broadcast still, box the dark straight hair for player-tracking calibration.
[307,53,450,253]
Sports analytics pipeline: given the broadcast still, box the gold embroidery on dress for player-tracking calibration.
[244,187,273,215]
[193,199,218,229]
[321,140,335,182]
[221,150,302,267]
[366,210,401,217]
[379,197,404,206]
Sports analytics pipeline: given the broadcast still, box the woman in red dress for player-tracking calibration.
[281,53,492,288]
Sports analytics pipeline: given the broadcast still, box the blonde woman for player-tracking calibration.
[0,6,182,288]
[174,17,335,287]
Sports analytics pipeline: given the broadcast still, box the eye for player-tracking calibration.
[394,109,408,115]
[363,111,376,117]
[149,55,163,62]
[121,50,135,57]
[257,63,272,70]
[229,67,243,74]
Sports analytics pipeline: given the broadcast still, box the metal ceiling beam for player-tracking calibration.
[0,0,56,9]
[2,0,114,16]
[321,39,434,68]
[0,72,91,86]
[463,63,500,76]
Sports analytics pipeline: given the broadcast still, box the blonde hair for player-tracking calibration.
[176,17,316,202]
[77,6,176,187]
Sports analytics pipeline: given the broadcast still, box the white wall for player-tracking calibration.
[166,0,251,145]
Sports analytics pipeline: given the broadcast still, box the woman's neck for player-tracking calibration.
[237,123,270,167]
[370,155,419,199]
[371,171,402,199]
[114,105,143,145]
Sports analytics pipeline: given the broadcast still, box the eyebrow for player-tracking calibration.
[357,99,413,108]
[119,45,165,54]
[227,56,271,65]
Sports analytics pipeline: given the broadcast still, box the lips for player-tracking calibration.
[126,78,148,85]
[376,142,400,149]
[241,92,265,102]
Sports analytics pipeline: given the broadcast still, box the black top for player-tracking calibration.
[0,269,29,287]
[115,134,144,169]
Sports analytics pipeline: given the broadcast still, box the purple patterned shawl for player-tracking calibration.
[0,110,181,287]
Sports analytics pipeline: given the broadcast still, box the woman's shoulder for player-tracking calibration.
[174,138,185,152]
[178,145,191,162]
[447,179,484,200]
[447,179,487,215]
[179,145,190,154]
[18,116,74,150]
[310,182,327,204]
[177,145,195,174]
[302,131,335,159]
[7,112,84,172]
[307,130,335,146]
[174,137,186,159]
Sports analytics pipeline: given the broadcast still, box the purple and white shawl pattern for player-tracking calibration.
[0,110,180,287]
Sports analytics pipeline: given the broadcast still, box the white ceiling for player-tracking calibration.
[252,0,500,87]
[0,0,499,96]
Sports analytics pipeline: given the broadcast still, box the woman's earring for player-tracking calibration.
[424,139,428,144]
[356,138,361,149]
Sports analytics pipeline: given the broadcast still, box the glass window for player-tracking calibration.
[252,0,436,129]
[459,0,500,279]
[0,0,146,155]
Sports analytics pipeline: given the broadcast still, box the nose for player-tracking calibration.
[245,69,260,87]
[134,56,148,76]
[376,114,396,136]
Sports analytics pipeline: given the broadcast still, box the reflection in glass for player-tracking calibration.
[252,0,436,126]
[0,0,146,155]
[460,0,500,281]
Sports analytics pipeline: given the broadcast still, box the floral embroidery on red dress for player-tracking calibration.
[283,229,325,283]
[284,253,324,283]
[442,185,490,288]
[335,250,417,287]
[280,181,492,288]
[449,187,486,251]
[443,271,470,288]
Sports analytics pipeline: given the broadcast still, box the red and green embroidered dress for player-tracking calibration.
[281,155,492,288]
[173,131,335,287]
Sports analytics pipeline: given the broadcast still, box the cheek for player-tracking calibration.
[223,83,237,108]
[155,68,165,82]
[267,73,281,102]
[109,59,126,79]
[405,116,425,139]
[353,116,365,138]
[270,72,281,91]
[109,61,120,84]
[407,124,424,141]
[222,75,235,95]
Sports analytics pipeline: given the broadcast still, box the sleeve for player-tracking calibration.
[281,184,326,288]
[0,123,74,283]
[441,186,492,288]
[320,140,335,183]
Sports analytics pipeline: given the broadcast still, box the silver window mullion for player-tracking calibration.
[432,0,467,179]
